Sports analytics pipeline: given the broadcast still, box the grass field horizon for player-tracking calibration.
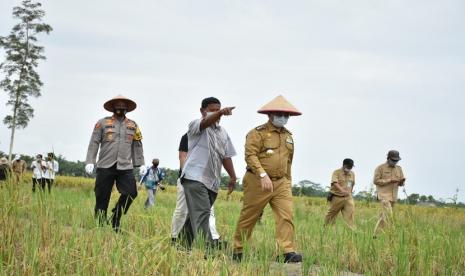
[1,175,464,275]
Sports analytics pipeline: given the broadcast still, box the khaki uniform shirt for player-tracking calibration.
[86,116,145,170]
[245,122,294,180]
[330,168,355,197]
[12,160,26,174]
[374,162,405,202]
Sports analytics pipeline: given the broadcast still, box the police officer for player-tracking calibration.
[233,95,302,263]
[324,158,356,230]
[373,150,405,237]
[85,95,145,232]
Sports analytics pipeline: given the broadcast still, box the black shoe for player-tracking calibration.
[232,252,243,262]
[171,237,177,245]
[276,252,302,263]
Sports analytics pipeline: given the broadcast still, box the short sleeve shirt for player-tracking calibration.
[181,119,236,193]
[178,133,188,177]
[179,133,188,152]
[330,168,355,197]
[31,160,45,179]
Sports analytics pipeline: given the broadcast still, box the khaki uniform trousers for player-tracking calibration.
[13,172,22,183]
[324,196,355,229]
[373,200,394,235]
[233,172,295,254]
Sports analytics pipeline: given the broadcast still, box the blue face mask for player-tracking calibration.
[272,115,289,128]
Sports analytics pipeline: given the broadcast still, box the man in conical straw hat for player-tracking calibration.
[85,95,145,232]
[233,95,303,263]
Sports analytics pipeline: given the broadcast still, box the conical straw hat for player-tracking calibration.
[103,95,137,112]
[257,95,302,116]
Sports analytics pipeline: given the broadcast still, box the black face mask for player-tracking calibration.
[114,109,127,117]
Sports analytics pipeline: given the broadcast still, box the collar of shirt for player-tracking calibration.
[111,115,129,123]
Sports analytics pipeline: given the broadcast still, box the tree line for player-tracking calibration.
[1,150,463,207]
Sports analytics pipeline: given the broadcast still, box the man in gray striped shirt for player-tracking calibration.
[180,97,237,249]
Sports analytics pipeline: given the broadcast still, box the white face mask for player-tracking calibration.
[343,167,351,173]
[272,115,289,128]
[387,159,398,167]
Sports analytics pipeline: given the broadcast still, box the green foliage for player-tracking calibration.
[55,155,86,177]
[292,179,327,197]
[407,193,420,204]
[160,167,180,185]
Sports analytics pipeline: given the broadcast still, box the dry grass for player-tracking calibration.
[1,176,464,275]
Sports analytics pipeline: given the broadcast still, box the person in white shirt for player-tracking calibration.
[31,154,46,192]
[43,153,59,193]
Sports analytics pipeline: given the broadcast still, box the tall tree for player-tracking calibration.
[0,0,52,161]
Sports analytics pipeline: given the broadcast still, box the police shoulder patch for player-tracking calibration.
[133,126,143,141]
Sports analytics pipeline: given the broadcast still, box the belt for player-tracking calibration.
[246,169,284,181]
[331,193,349,198]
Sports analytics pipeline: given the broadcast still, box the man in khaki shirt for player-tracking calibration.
[324,158,356,230]
[11,155,26,183]
[233,95,302,263]
[373,150,405,236]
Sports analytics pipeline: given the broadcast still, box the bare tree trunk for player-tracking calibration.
[8,123,16,162]
[8,97,18,162]
[8,23,29,162]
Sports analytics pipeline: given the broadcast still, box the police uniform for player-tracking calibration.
[233,95,302,259]
[85,95,144,230]
[373,161,405,235]
[324,168,356,229]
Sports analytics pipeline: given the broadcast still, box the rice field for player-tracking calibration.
[1,175,464,275]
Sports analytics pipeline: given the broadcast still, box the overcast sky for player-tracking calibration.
[1,0,464,202]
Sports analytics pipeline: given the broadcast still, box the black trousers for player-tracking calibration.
[44,179,53,193]
[94,164,137,229]
[32,178,45,192]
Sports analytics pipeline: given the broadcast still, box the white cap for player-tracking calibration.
[14,154,20,160]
